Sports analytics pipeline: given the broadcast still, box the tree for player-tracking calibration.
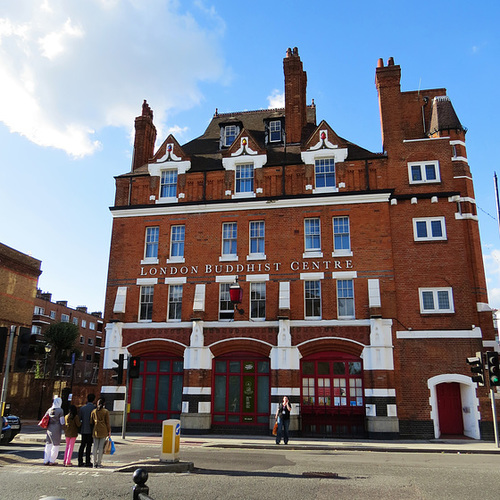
[43,322,79,378]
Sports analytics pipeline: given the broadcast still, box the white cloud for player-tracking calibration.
[0,0,228,157]
[267,89,284,109]
[483,248,500,310]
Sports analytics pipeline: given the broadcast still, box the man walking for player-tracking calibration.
[78,393,96,467]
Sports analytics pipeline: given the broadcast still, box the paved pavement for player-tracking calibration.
[12,419,500,455]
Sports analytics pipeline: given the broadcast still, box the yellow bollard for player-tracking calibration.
[160,419,180,462]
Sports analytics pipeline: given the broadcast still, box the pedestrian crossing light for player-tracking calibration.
[486,351,500,387]
[112,353,124,384]
[129,356,141,379]
[466,354,485,386]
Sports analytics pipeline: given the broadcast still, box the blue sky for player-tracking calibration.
[1,0,499,313]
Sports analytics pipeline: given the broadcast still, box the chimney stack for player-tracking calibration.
[284,47,307,144]
[131,100,157,171]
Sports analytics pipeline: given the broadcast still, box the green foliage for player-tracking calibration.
[43,322,79,375]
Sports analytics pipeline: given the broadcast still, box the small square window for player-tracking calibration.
[413,217,446,241]
[408,161,440,184]
[224,125,238,147]
[419,287,454,313]
[73,317,79,326]
[89,322,95,330]
[88,338,94,346]
[80,336,85,344]
[61,314,69,323]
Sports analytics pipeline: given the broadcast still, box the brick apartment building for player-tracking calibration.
[102,48,496,439]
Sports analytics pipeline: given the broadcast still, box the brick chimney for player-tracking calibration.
[375,57,402,151]
[131,100,157,171]
[284,47,307,144]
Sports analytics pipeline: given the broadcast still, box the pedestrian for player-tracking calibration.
[90,397,111,468]
[42,396,65,465]
[275,395,292,445]
[63,404,81,466]
[78,393,96,467]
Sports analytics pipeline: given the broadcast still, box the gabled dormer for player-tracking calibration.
[301,122,348,194]
[147,135,191,204]
[219,119,243,149]
[264,116,285,145]
[222,130,267,199]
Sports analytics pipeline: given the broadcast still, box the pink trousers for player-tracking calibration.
[64,437,77,465]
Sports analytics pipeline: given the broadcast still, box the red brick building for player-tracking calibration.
[102,48,496,439]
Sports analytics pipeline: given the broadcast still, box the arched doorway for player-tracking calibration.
[128,354,184,424]
[300,351,365,437]
[212,352,270,431]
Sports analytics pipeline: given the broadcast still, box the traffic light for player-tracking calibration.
[129,356,141,379]
[466,354,485,386]
[486,351,500,387]
[15,327,32,371]
[112,354,124,384]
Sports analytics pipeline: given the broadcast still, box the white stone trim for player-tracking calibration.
[136,277,158,285]
[164,277,187,285]
[396,327,482,339]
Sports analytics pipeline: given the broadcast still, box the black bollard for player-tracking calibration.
[132,468,154,500]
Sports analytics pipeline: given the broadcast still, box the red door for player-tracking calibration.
[437,383,463,435]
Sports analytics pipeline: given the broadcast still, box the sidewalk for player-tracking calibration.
[15,420,500,455]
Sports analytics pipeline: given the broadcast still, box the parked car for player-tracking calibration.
[0,414,21,444]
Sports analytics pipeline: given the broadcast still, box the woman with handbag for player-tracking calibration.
[275,395,292,445]
[42,396,65,465]
[90,397,111,468]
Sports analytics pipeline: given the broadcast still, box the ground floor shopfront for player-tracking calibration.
[102,318,483,440]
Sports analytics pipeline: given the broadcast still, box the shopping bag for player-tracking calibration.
[38,414,49,429]
[104,437,112,454]
[272,422,278,436]
[110,438,116,455]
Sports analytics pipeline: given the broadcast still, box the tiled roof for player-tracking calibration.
[428,96,465,135]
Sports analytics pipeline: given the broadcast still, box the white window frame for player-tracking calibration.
[314,158,336,192]
[61,314,69,323]
[304,218,322,258]
[413,217,447,241]
[88,338,94,346]
[81,319,86,328]
[304,280,322,320]
[168,225,185,263]
[31,325,42,335]
[139,285,154,322]
[79,336,85,345]
[419,287,454,314]
[221,222,238,261]
[142,226,159,264]
[219,283,234,321]
[72,317,79,326]
[167,284,183,322]
[337,279,355,319]
[159,168,178,200]
[235,163,254,195]
[250,282,266,320]
[248,221,265,260]
[50,310,56,319]
[333,216,352,256]
[89,322,95,330]
[223,125,238,147]
[408,161,441,184]
[34,306,44,315]
[269,120,282,142]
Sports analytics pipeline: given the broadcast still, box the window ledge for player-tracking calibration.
[303,251,323,259]
[332,251,353,257]
[156,197,178,204]
[219,255,238,262]
[141,257,159,265]
[232,192,256,199]
[167,257,185,264]
[313,187,338,195]
[247,254,267,261]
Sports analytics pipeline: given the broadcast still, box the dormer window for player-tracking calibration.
[221,124,240,147]
[235,163,254,194]
[160,169,178,199]
[315,158,335,189]
[269,120,282,142]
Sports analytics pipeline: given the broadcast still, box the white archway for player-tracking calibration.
[428,374,480,440]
